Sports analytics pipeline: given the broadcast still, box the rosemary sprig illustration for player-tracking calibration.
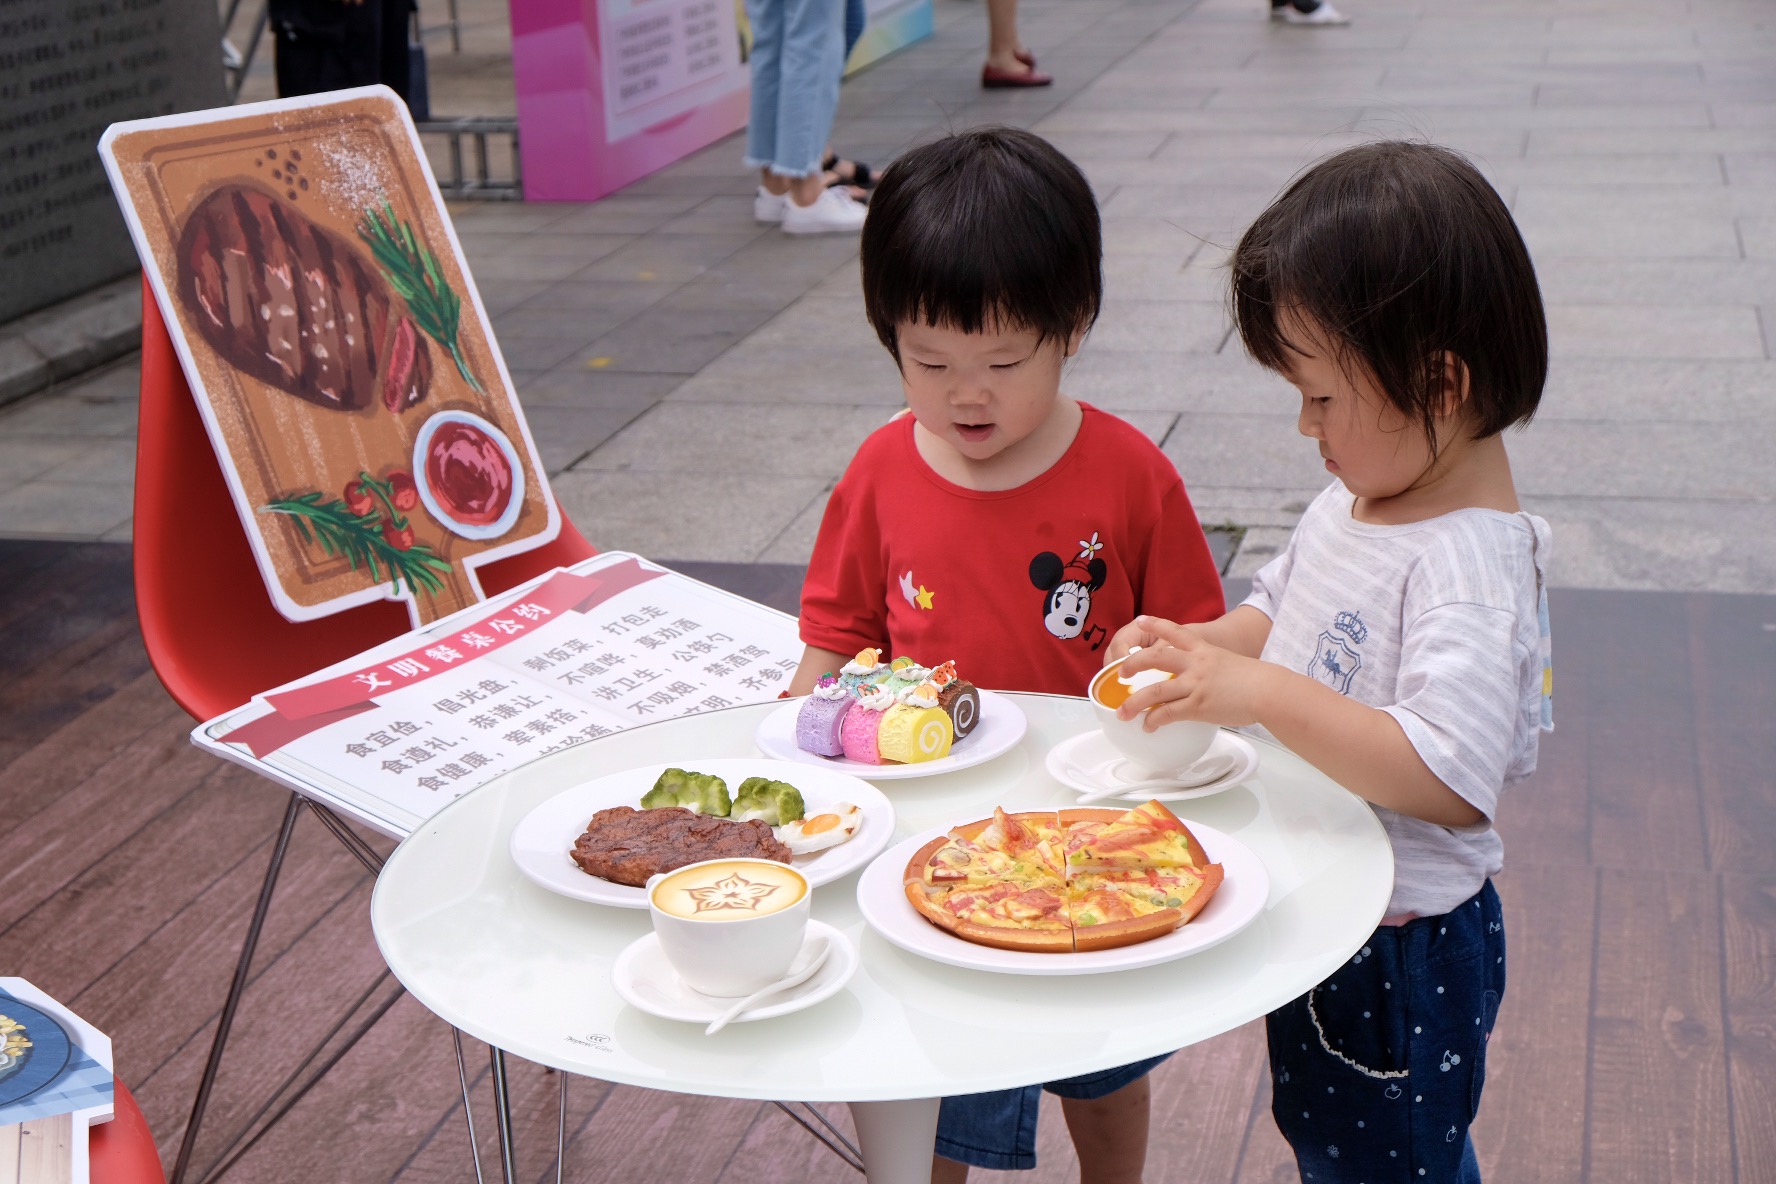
[357,201,482,392]
[263,490,451,597]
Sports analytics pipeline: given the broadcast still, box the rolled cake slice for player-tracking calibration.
[930,661,982,739]
[877,681,955,763]
[839,647,888,691]
[879,656,931,696]
[796,674,854,756]
[840,686,896,763]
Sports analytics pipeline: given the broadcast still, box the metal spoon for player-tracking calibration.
[704,939,831,1036]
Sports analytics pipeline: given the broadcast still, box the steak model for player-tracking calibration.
[571,806,794,887]
[176,183,431,413]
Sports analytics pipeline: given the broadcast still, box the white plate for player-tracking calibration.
[1045,731,1260,802]
[856,821,1269,976]
[509,758,895,908]
[612,920,858,1025]
[411,409,525,541]
[753,690,1027,780]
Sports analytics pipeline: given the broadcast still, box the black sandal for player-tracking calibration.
[822,152,875,190]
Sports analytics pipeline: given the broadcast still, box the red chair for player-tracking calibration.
[134,276,596,1182]
[90,1079,168,1184]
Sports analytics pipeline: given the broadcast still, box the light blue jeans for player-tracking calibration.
[743,0,845,178]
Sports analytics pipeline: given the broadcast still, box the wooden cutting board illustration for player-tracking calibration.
[101,88,559,627]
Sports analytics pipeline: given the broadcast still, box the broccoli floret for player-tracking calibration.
[731,777,805,826]
[641,768,730,815]
[682,771,731,817]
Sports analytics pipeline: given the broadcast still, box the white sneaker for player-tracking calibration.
[781,185,868,234]
[1280,1,1350,24]
[754,186,790,224]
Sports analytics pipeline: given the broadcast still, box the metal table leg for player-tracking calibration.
[488,1047,519,1184]
[847,1099,941,1184]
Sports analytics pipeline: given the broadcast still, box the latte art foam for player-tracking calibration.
[651,860,806,920]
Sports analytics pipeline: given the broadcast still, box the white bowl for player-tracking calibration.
[1088,658,1216,777]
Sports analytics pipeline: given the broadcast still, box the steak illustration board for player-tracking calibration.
[100,88,558,627]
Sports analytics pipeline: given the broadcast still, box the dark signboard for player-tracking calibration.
[0,0,223,321]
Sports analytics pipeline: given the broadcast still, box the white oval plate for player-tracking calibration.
[856,821,1268,976]
[1046,730,1260,803]
[753,690,1027,780]
[510,758,895,908]
[611,920,858,1025]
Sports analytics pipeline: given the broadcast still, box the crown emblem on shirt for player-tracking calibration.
[1332,611,1369,644]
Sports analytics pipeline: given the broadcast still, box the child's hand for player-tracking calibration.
[1105,617,1168,664]
[1115,616,1278,730]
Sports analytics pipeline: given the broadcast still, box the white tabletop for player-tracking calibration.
[370,694,1393,1103]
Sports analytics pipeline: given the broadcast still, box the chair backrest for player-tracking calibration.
[89,1078,167,1184]
[135,275,596,722]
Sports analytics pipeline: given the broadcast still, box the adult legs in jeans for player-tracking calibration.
[744,0,843,206]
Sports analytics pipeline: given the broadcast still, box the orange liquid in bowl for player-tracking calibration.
[1092,665,1171,709]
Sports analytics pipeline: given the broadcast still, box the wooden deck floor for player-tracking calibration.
[0,539,1770,1183]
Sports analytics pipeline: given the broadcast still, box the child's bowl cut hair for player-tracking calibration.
[862,127,1102,359]
[1232,141,1547,445]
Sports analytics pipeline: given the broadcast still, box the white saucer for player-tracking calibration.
[611,920,858,1026]
[1045,730,1259,802]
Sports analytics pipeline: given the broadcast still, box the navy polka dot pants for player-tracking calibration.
[1266,880,1505,1183]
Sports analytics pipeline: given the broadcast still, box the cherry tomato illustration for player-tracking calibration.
[381,521,415,551]
[388,470,420,512]
[343,479,374,517]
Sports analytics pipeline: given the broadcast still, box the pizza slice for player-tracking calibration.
[904,877,1074,953]
[1061,800,1209,873]
[939,808,1066,882]
[1065,863,1224,952]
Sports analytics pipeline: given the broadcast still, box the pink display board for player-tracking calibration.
[512,0,752,202]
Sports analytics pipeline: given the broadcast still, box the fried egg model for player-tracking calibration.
[775,802,862,855]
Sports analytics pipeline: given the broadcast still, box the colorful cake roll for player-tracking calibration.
[930,661,981,739]
[795,674,854,757]
[879,656,932,696]
[839,685,895,763]
[877,682,954,763]
[838,647,887,691]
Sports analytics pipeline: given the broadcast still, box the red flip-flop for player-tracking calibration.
[982,63,1053,87]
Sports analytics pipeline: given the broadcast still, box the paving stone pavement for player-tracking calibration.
[1,0,1771,594]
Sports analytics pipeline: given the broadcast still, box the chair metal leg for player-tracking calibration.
[197,978,406,1182]
[454,1028,488,1184]
[555,1071,567,1184]
[772,1102,865,1173]
[488,1048,519,1184]
[170,791,305,1184]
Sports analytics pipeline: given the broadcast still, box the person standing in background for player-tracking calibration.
[747,0,869,233]
[981,0,1050,88]
[1271,0,1350,25]
[268,0,419,104]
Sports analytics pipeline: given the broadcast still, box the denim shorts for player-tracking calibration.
[1266,880,1506,1183]
[933,1054,1172,1170]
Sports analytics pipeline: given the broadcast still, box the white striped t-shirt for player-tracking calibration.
[1243,482,1552,918]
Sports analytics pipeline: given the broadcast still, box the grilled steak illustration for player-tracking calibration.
[176,183,431,412]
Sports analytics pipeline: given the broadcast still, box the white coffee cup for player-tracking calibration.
[1089,657,1217,778]
[647,858,811,998]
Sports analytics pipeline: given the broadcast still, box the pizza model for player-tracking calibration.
[902,800,1224,953]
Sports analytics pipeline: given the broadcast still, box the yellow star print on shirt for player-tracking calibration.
[899,570,936,611]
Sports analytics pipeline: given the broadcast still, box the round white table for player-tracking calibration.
[371,694,1393,1183]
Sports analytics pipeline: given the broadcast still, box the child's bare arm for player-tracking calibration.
[787,644,852,696]
[1118,620,1484,829]
[1105,606,1272,664]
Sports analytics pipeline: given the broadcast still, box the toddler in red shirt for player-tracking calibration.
[787,127,1224,1183]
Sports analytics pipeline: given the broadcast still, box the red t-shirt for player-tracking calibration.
[799,404,1225,696]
